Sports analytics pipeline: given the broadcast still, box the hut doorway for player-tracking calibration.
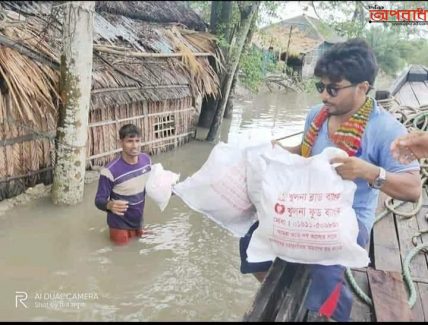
[280,52,304,80]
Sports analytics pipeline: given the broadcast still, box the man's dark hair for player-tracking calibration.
[119,124,141,140]
[314,38,379,86]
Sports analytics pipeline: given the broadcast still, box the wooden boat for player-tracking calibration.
[390,65,428,108]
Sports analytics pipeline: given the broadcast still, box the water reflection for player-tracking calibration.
[228,90,319,147]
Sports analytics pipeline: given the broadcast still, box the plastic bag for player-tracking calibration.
[145,163,180,211]
[246,147,370,268]
[173,142,257,237]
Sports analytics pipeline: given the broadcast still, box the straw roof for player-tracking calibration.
[253,25,322,56]
[95,1,207,31]
[0,0,221,122]
[253,14,345,55]
[91,12,221,103]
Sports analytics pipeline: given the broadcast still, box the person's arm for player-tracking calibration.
[95,173,113,212]
[378,170,420,202]
[330,157,421,202]
[95,174,129,216]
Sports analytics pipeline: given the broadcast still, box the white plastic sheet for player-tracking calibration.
[146,163,180,211]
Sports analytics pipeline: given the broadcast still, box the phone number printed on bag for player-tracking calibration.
[272,191,343,252]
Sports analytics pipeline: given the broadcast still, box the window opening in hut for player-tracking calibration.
[154,115,175,139]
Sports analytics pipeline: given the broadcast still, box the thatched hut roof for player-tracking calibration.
[253,14,345,55]
[253,25,322,55]
[0,0,221,124]
[0,1,222,198]
[95,1,207,31]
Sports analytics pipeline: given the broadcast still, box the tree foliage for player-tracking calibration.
[406,39,428,67]
[190,1,287,91]
[206,1,261,141]
[365,26,413,76]
[311,1,428,75]
[189,1,211,23]
[239,46,280,91]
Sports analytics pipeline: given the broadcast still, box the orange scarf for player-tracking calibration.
[301,97,373,157]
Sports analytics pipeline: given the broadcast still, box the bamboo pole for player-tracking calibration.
[284,26,293,75]
[0,166,53,184]
[93,46,212,58]
[273,130,304,142]
[0,131,56,146]
[88,107,195,128]
[91,84,189,94]
[94,52,144,85]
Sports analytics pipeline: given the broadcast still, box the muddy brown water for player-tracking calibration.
[0,90,319,321]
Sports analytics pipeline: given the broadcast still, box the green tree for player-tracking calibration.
[310,1,368,38]
[366,31,427,77]
[206,1,261,141]
[365,26,413,76]
[189,1,211,23]
[405,39,428,66]
[190,0,286,92]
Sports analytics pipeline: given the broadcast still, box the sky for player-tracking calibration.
[258,1,317,28]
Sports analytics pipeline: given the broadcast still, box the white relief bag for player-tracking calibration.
[246,147,370,268]
[145,163,180,211]
[244,143,276,207]
[172,142,257,237]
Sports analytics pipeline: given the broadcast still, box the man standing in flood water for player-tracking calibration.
[95,124,152,245]
[240,38,421,321]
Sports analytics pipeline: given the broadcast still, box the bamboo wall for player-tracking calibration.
[87,96,197,166]
[0,96,198,201]
[0,110,56,200]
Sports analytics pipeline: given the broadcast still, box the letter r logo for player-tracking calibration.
[15,291,28,308]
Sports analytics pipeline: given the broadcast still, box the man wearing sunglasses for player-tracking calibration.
[241,38,421,321]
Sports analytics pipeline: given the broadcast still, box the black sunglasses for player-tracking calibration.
[315,82,358,97]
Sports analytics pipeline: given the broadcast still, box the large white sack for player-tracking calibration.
[245,143,281,207]
[146,163,180,211]
[246,147,370,268]
[172,142,257,237]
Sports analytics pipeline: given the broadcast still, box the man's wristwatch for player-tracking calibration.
[370,167,386,189]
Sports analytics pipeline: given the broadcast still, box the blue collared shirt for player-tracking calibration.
[303,99,420,233]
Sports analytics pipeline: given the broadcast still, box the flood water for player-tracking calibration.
[0,89,319,321]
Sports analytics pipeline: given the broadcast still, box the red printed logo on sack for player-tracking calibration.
[274,203,285,214]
